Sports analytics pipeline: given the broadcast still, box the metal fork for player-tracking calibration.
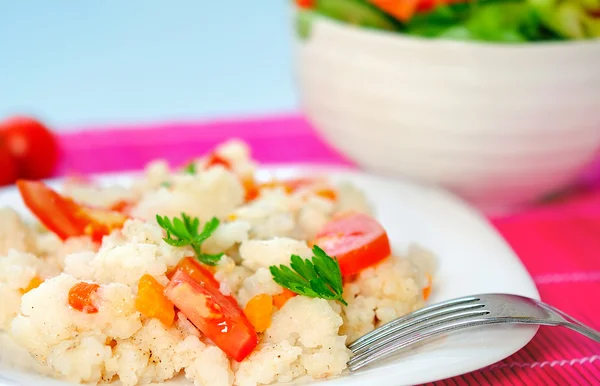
[347,293,600,371]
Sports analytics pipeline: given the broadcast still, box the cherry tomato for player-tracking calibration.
[296,0,314,9]
[370,0,467,21]
[0,116,59,180]
[0,147,18,186]
[313,212,391,277]
[165,269,259,362]
[17,180,128,242]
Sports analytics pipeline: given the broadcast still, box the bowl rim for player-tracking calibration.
[302,11,600,52]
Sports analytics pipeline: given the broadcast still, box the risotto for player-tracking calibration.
[0,140,436,386]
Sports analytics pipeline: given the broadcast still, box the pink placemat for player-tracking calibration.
[57,115,600,385]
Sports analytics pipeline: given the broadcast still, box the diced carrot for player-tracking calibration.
[21,276,43,294]
[68,282,100,313]
[243,294,274,333]
[105,337,118,349]
[315,188,337,201]
[242,177,260,202]
[135,274,175,327]
[258,180,294,195]
[272,288,297,309]
[422,273,433,301]
[206,153,232,169]
[109,200,132,214]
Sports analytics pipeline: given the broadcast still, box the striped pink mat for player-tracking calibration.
[57,115,600,385]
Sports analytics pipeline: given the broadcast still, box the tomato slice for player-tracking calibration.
[17,180,128,242]
[206,152,232,169]
[168,257,219,288]
[416,0,467,12]
[313,212,391,277]
[165,270,258,362]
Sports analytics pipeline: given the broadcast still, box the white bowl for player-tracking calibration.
[295,15,600,211]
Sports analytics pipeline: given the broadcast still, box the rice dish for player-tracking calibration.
[0,139,436,386]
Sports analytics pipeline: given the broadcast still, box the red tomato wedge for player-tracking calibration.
[17,180,128,243]
[370,0,466,21]
[206,152,232,169]
[416,0,467,12]
[165,270,258,362]
[295,0,314,8]
[313,212,391,277]
[166,257,241,299]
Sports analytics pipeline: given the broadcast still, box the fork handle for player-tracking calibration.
[540,302,600,343]
[563,322,600,343]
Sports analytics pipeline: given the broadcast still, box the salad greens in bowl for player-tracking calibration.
[296,0,600,42]
[293,0,600,210]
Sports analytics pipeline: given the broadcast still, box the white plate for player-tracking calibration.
[0,166,539,386]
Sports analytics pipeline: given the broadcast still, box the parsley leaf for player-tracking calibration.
[183,162,197,175]
[156,213,223,266]
[269,245,347,306]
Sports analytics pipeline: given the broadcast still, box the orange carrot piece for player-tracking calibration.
[68,282,100,313]
[21,276,43,294]
[315,188,338,201]
[272,288,297,309]
[422,273,433,301]
[243,294,274,333]
[136,274,175,327]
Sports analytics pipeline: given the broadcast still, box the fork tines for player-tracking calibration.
[347,295,490,371]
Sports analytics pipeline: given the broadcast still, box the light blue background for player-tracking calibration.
[0,1,298,130]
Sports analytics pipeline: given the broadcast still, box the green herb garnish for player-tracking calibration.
[269,245,347,306]
[156,213,223,265]
[183,162,197,175]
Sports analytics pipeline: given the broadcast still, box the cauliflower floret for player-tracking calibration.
[48,334,112,383]
[203,220,251,255]
[341,255,428,342]
[334,182,372,215]
[11,274,141,378]
[296,195,335,240]
[263,296,350,379]
[234,341,303,386]
[106,319,190,385]
[0,332,53,375]
[78,219,188,287]
[62,181,138,210]
[237,268,283,307]
[232,185,335,240]
[132,168,244,222]
[181,337,234,386]
[0,208,37,254]
[239,238,312,272]
[108,324,234,386]
[0,249,58,329]
[214,256,252,297]
[210,139,257,182]
[233,190,298,239]
[130,160,172,195]
[36,233,97,269]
